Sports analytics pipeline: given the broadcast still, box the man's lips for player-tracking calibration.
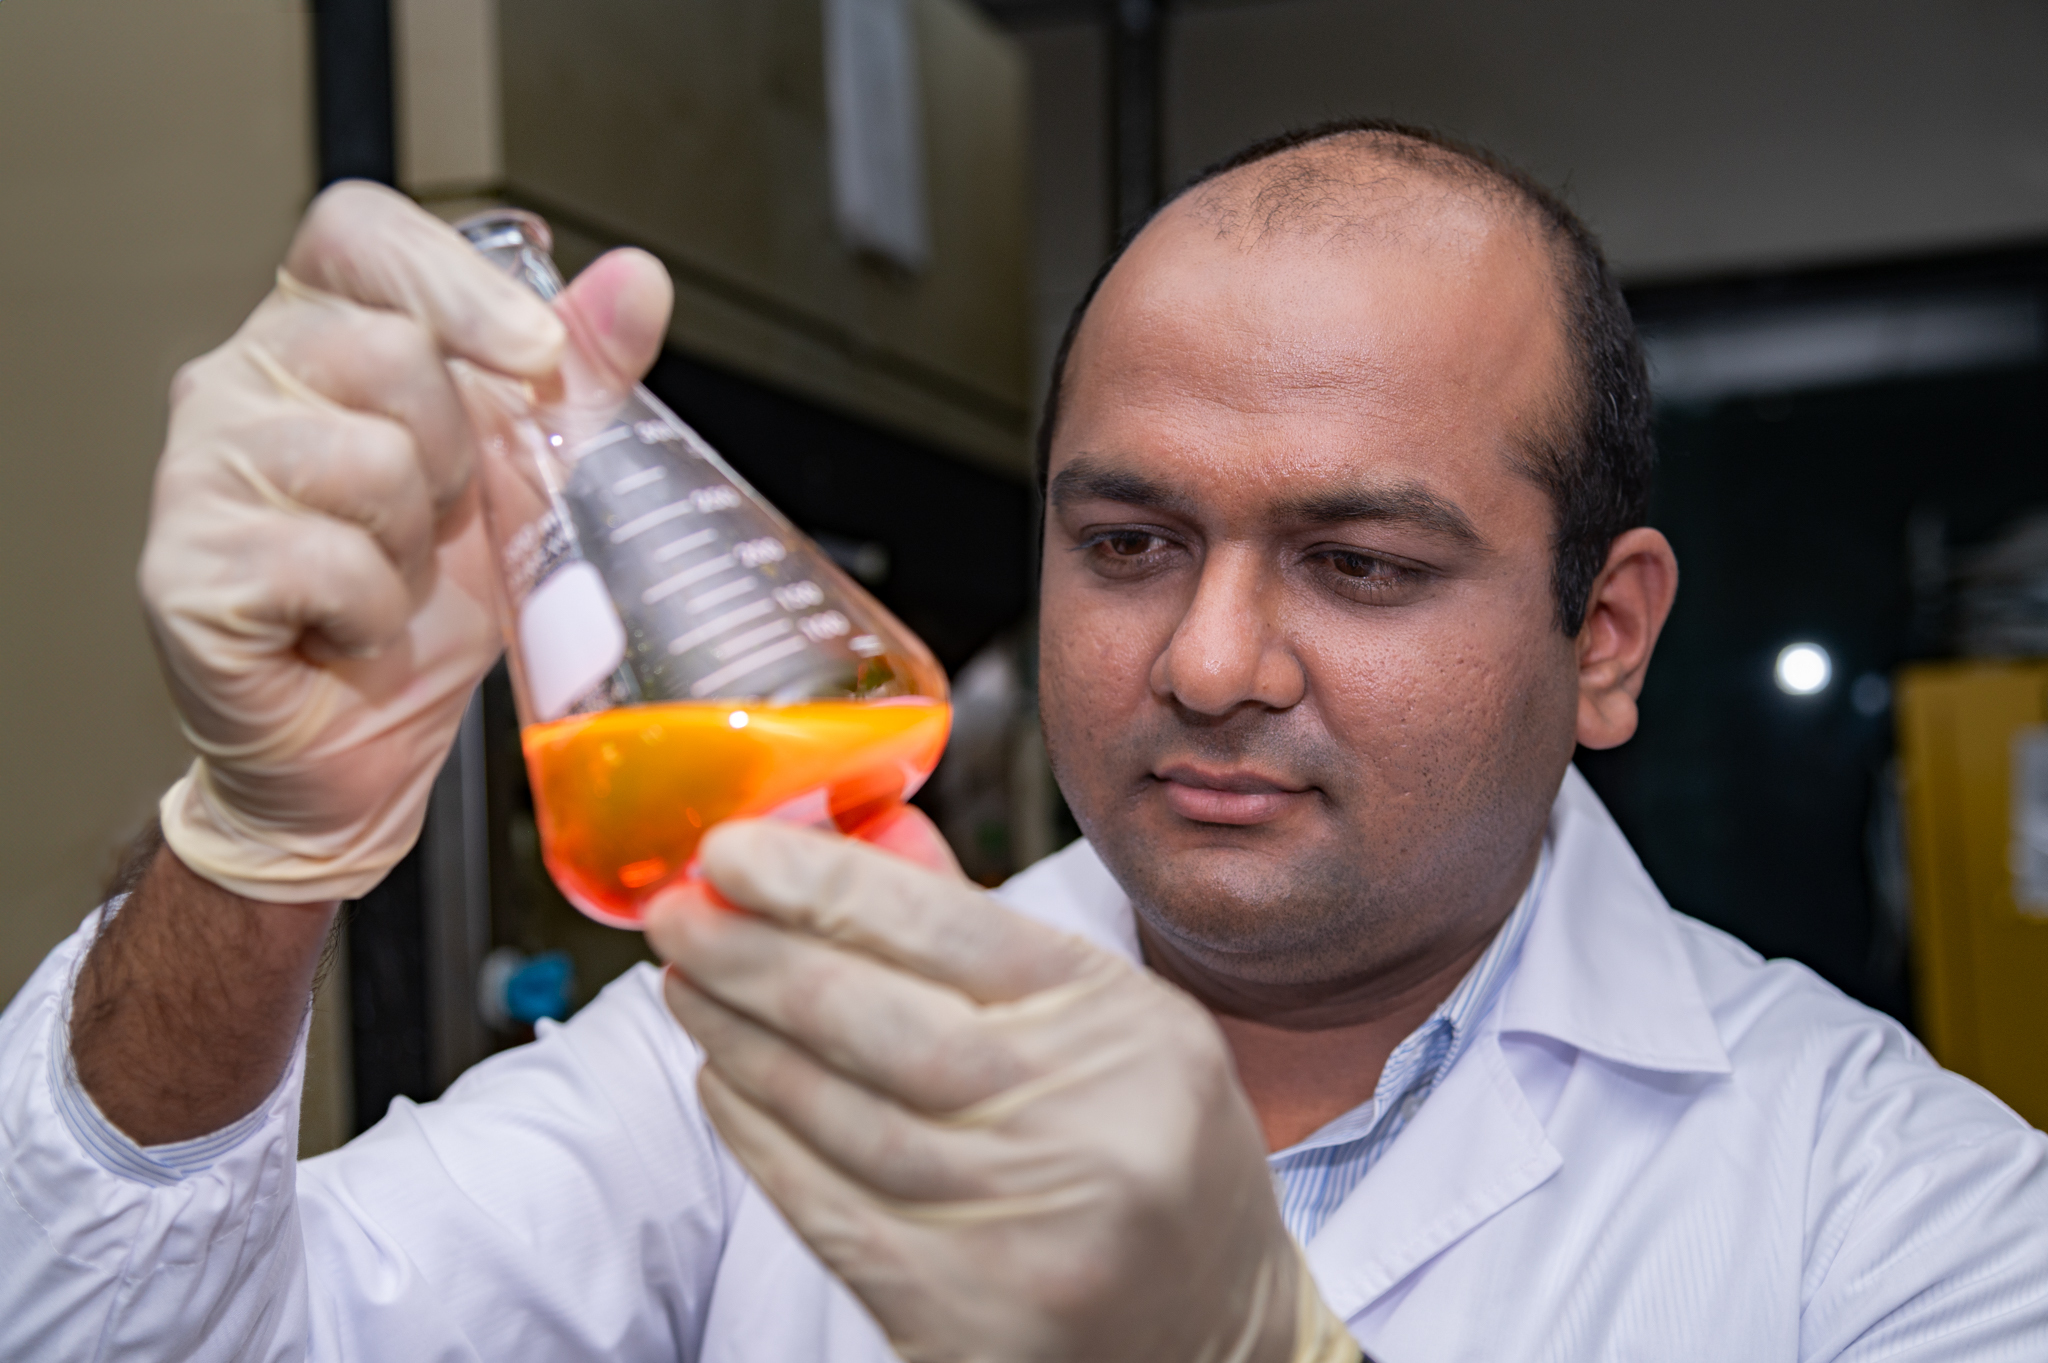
[1152,763,1312,826]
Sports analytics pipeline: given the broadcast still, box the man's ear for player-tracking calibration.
[1576,527,1679,750]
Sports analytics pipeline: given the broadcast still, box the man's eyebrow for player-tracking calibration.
[1046,458,1188,515]
[1277,484,1485,547]
[1048,459,1485,549]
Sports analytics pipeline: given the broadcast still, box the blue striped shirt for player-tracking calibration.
[1268,844,1550,1243]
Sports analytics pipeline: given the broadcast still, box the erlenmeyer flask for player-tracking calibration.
[457,210,950,928]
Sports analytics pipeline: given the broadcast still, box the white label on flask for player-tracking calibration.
[520,561,627,722]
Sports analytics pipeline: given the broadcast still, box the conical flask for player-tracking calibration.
[457,210,951,928]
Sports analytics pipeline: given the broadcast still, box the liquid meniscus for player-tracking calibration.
[523,698,952,926]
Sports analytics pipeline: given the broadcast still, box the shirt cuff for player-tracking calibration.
[48,895,304,1187]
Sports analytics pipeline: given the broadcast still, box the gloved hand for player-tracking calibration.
[648,821,1363,1363]
[142,180,672,902]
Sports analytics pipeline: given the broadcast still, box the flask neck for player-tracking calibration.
[455,208,566,301]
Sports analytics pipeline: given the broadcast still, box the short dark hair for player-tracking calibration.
[1035,118,1655,635]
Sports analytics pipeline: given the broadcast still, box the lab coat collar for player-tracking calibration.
[1498,766,1732,1078]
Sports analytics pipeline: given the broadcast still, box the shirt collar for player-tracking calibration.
[992,764,1731,1078]
[1275,840,1551,1157]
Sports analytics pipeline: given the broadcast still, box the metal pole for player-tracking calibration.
[312,0,397,187]
[423,690,495,1093]
[1108,0,1164,245]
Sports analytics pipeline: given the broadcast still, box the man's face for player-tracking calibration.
[1039,174,1584,991]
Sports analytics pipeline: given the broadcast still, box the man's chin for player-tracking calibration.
[1092,822,1375,963]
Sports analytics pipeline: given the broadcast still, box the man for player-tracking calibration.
[3,121,2043,1361]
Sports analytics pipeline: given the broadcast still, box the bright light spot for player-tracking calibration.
[1775,643,1832,696]
[727,710,749,729]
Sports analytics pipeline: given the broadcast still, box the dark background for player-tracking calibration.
[1580,249,2048,1023]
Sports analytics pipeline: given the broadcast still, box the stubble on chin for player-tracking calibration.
[1110,837,1423,987]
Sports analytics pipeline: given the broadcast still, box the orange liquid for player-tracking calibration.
[522,698,951,926]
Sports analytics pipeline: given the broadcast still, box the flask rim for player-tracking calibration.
[453,208,565,300]
[453,207,553,256]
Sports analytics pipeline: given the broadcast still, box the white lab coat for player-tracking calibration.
[2,768,2044,1360]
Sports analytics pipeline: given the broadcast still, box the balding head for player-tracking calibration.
[1180,128,1538,255]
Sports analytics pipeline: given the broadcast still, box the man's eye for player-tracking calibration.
[1079,528,1176,577]
[1314,549,1422,600]
[1102,531,1163,557]
[1326,551,1387,578]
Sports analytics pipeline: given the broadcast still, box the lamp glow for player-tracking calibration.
[1775,643,1831,696]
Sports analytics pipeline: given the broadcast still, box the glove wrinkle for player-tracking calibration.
[174,670,343,765]
[271,263,354,313]
[241,337,353,420]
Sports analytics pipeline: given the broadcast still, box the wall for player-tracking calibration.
[1021,0,2048,372]
[0,1,315,1003]
[500,0,1035,475]
[397,0,503,200]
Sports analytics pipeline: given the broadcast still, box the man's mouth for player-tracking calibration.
[1151,762,1312,826]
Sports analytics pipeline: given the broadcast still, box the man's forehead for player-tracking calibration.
[1067,214,1564,437]
[1056,142,1572,486]
[1082,149,1561,385]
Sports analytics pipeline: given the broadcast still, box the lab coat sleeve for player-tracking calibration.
[296,960,740,1361]
[0,904,313,1360]
[0,907,741,1362]
[1798,1009,2048,1361]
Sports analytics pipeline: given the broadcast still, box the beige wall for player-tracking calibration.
[0,1,314,1002]
[1023,0,2048,377]
[397,0,503,198]
[1166,0,2048,281]
[499,0,1034,475]
[395,0,1034,472]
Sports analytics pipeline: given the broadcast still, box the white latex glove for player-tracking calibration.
[142,180,670,902]
[648,821,1364,1363]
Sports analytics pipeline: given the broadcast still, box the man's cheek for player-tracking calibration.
[1042,590,1161,710]
[1315,657,1500,791]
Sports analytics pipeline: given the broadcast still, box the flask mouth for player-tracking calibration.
[454,208,565,301]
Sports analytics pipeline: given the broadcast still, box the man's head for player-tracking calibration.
[1035,122,1677,1008]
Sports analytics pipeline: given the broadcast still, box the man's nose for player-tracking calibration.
[1150,547,1306,715]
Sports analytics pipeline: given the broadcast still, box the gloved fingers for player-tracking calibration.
[239,286,480,514]
[246,512,416,663]
[649,891,1032,1111]
[205,404,438,592]
[141,491,416,675]
[693,1063,922,1286]
[666,968,1008,1202]
[695,820,1107,1004]
[282,180,565,380]
[554,247,674,386]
